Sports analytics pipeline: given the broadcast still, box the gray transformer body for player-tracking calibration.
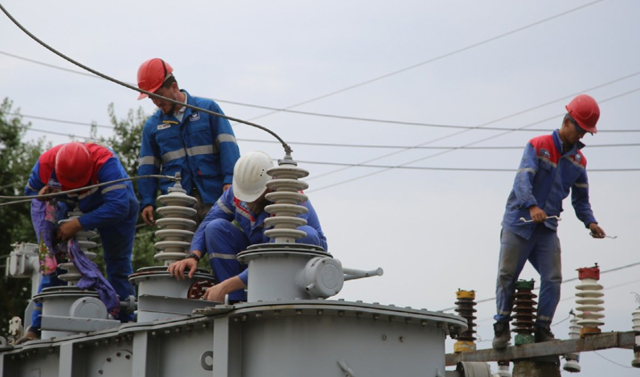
[0,299,465,377]
[1,159,469,377]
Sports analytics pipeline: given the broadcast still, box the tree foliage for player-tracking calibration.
[0,100,158,338]
[0,98,48,335]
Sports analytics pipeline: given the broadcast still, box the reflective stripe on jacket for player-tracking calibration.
[138,90,240,209]
[502,129,597,240]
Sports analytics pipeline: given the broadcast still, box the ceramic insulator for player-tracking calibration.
[575,277,605,332]
[154,178,198,265]
[263,157,311,244]
[57,207,99,285]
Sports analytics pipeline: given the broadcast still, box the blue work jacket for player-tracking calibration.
[138,90,240,209]
[502,129,597,240]
[25,144,138,231]
[191,186,328,253]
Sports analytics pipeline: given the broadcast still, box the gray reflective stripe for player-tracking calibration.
[574,182,589,188]
[161,149,186,164]
[567,158,585,170]
[537,156,557,168]
[186,145,215,156]
[139,156,160,168]
[497,309,511,316]
[215,134,237,148]
[217,200,233,214]
[77,187,99,200]
[537,315,552,322]
[211,252,237,260]
[517,168,537,174]
[101,184,127,194]
[26,183,37,191]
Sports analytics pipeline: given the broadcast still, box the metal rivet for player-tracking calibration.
[107,358,112,362]
[317,310,324,316]
[373,314,379,321]
[382,335,387,341]
[98,370,103,375]
[399,336,404,342]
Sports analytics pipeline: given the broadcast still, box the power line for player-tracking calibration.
[233,0,606,119]
[297,160,640,172]
[0,2,616,132]
[308,86,640,192]
[594,351,635,369]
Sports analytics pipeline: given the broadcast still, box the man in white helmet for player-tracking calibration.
[167,151,328,302]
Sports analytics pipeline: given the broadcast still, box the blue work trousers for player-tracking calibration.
[204,219,325,302]
[494,226,562,327]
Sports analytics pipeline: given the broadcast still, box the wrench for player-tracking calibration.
[519,216,562,223]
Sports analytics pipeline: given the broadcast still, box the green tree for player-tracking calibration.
[0,98,48,336]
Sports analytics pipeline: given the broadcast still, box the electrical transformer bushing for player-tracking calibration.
[129,176,216,322]
[575,264,605,337]
[512,279,537,345]
[453,290,477,353]
[34,207,119,340]
[632,306,640,368]
[563,314,582,372]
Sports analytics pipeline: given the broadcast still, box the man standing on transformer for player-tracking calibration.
[492,94,606,349]
[136,58,240,224]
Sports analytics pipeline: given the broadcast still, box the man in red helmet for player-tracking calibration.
[492,94,606,349]
[136,58,240,225]
[19,142,139,342]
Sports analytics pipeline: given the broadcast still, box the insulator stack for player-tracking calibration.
[496,361,511,377]
[154,178,197,265]
[57,207,99,285]
[575,264,605,337]
[512,279,537,345]
[632,306,640,368]
[453,289,477,353]
[263,156,311,244]
[563,314,582,372]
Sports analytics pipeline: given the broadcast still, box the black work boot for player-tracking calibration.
[492,321,511,349]
[534,325,556,343]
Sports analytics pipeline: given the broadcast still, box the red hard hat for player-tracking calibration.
[55,142,93,189]
[137,58,173,100]
[565,94,600,134]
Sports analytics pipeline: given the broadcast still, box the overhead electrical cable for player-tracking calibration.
[0,1,611,130]
[228,0,606,123]
[0,3,292,155]
[308,86,640,192]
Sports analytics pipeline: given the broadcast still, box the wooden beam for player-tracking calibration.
[446,331,636,366]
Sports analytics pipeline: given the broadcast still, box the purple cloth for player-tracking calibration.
[68,239,120,317]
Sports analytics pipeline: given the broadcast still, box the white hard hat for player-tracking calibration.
[232,151,274,202]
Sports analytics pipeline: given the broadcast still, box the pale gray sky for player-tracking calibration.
[2,0,640,374]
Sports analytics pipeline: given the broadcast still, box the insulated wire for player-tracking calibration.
[0,2,619,132]
[0,3,292,155]
[308,86,640,191]
[0,174,178,207]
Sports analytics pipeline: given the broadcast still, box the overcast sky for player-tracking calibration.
[2,0,640,374]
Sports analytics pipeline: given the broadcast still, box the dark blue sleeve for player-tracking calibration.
[190,186,236,252]
[78,159,131,230]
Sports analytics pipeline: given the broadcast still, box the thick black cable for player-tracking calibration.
[0,3,292,155]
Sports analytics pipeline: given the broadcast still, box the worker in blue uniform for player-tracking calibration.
[18,142,138,344]
[136,58,240,225]
[167,151,328,302]
[492,94,606,349]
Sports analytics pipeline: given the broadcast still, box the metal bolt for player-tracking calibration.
[296,310,302,316]
[382,335,387,341]
[125,354,131,360]
[98,370,103,375]
[373,314,379,321]
[274,310,281,318]
[421,320,427,327]
[255,312,263,319]
[151,331,156,337]
[107,358,112,362]
[338,311,345,317]
[317,310,324,316]
[399,336,404,343]
[116,352,121,357]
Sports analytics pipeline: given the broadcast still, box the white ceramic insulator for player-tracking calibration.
[575,278,605,329]
[568,316,581,339]
[154,181,197,265]
[264,160,311,244]
[495,364,511,377]
[632,307,640,332]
